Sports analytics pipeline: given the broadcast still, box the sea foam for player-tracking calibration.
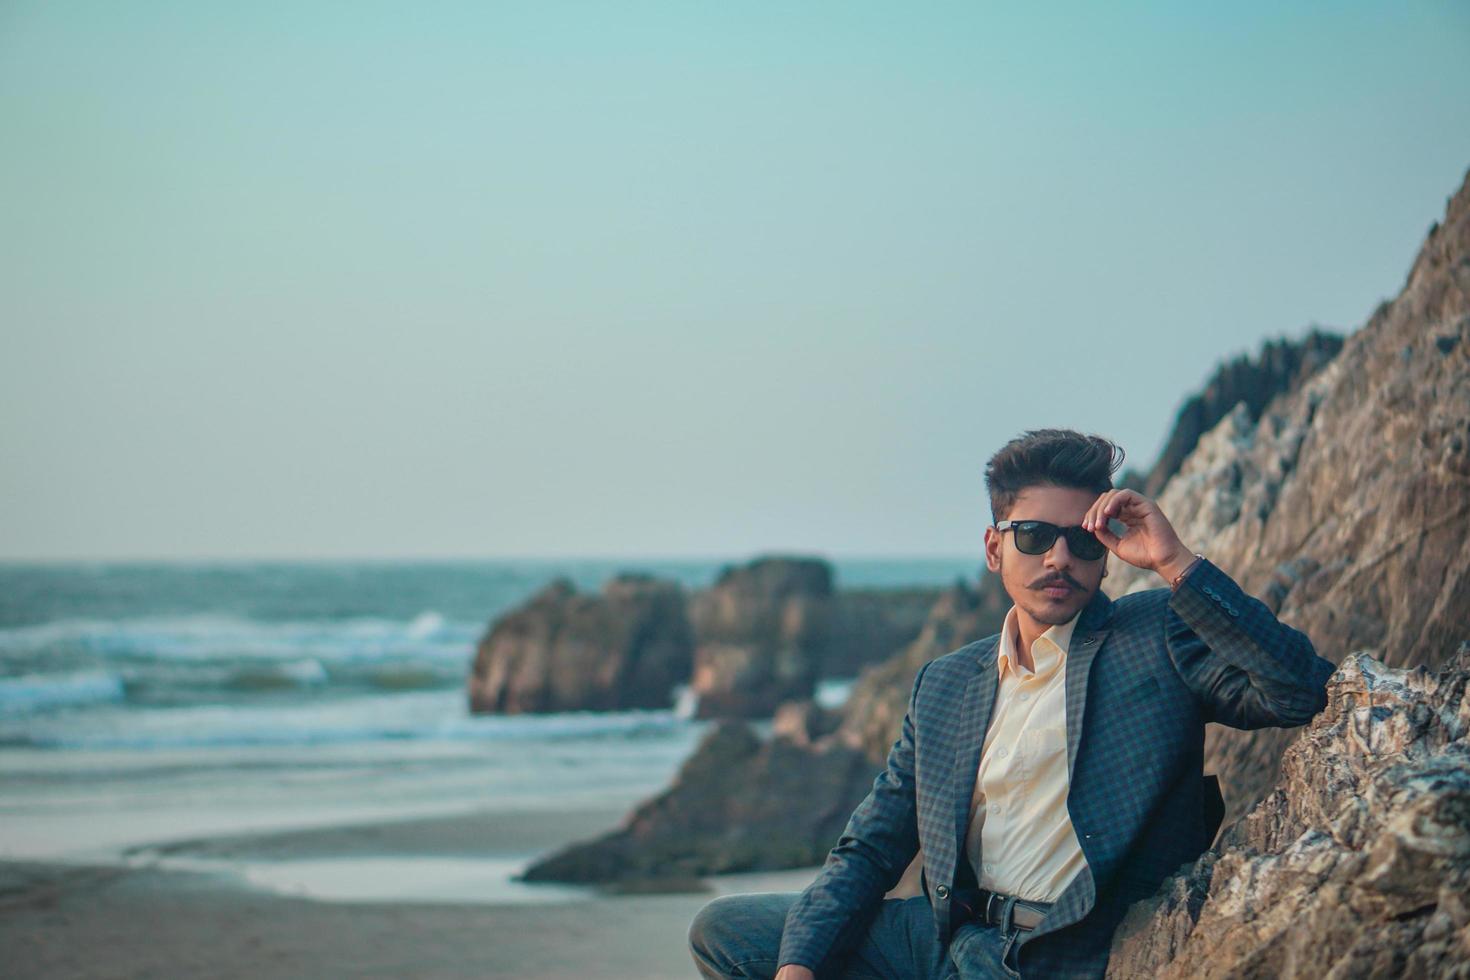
[0,670,126,715]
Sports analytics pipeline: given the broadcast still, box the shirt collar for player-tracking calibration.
[997,604,1081,680]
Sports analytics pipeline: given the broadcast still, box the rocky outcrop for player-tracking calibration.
[1126,330,1344,497]
[688,557,835,718]
[522,575,1006,882]
[1109,168,1470,818]
[1106,646,1470,979]
[468,556,936,717]
[467,574,693,713]
[824,589,942,679]
[520,719,879,882]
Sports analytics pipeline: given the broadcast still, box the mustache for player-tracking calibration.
[1030,572,1084,591]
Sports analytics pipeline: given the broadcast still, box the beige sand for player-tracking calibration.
[2,807,820,979]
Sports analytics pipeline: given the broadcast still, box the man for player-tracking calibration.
[689,429,1335,979]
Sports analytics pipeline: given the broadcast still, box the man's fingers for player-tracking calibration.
[1095,489,1151,529]
[1103,489,1141,519]
[1093,521,1122,550]
[1090,489,1128,531]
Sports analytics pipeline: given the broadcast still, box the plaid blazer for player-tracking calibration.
[778,558,1335,978]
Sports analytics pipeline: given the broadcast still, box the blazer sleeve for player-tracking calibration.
[1165,557,1336,729]
[775,660,930,972]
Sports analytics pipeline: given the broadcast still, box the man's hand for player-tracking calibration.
[1082,489,1196,585]
[774,967,816,980]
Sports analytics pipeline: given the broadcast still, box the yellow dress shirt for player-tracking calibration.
[963,605,1086,903]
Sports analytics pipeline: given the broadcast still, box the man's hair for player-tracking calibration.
[985,429,1124,523]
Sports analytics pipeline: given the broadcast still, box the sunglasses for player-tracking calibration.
[993,520,1108,561]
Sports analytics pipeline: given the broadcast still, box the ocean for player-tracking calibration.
[0,559,975,898]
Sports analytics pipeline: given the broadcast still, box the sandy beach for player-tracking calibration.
[2,806,820,979]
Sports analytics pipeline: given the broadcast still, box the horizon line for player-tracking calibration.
[0,551,985,567]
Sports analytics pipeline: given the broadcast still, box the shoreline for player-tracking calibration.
[2,804,821,979]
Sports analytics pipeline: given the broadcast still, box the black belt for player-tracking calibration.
[952,887,1052,933]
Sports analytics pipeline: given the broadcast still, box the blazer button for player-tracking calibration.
[935,884,950,899]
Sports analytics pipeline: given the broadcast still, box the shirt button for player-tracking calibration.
[991,804,1003,815]
[984,863,995,873]
[996,747,1008,759]
[936,884,950,899]
[1019,693,1031,702]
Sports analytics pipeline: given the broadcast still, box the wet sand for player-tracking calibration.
[137,806,632,860]
[2,807,820,979]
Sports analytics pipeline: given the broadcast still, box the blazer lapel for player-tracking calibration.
[1023,589,1116,947]
[1064,588,1114,781]
[951,636,1000,855]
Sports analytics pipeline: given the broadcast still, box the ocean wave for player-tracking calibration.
[0,658,463,714]
[0,611,486,716]
[406,611,446,638]
[223,659,330,691]
[0,670,127,715]
[0,612,479,664]
[0,690,693,750]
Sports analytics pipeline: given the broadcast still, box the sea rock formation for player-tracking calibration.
[1108,167,1470,818]
[468,556,936,716]
[522,575,1006,881]
[688,556,835,718]
[467,574,693,713]
[1106,646,1470,978]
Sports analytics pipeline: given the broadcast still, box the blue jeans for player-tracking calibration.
[688,892,1022,979]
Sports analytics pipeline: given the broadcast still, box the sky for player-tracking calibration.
[3,1,1469,561]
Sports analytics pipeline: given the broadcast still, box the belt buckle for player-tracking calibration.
[984,890,1002,925]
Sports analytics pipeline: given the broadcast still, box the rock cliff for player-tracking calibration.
[1108,168,1470,818]
[1107,646,1470,978]
[466,574,693,713]
[1124,330,1344,497]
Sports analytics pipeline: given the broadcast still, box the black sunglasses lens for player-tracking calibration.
[1010,521,1106,559]
[1012,522,1058,555]
[1064,527,1108,560]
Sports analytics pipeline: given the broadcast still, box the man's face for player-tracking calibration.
[984,484,1108,628]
